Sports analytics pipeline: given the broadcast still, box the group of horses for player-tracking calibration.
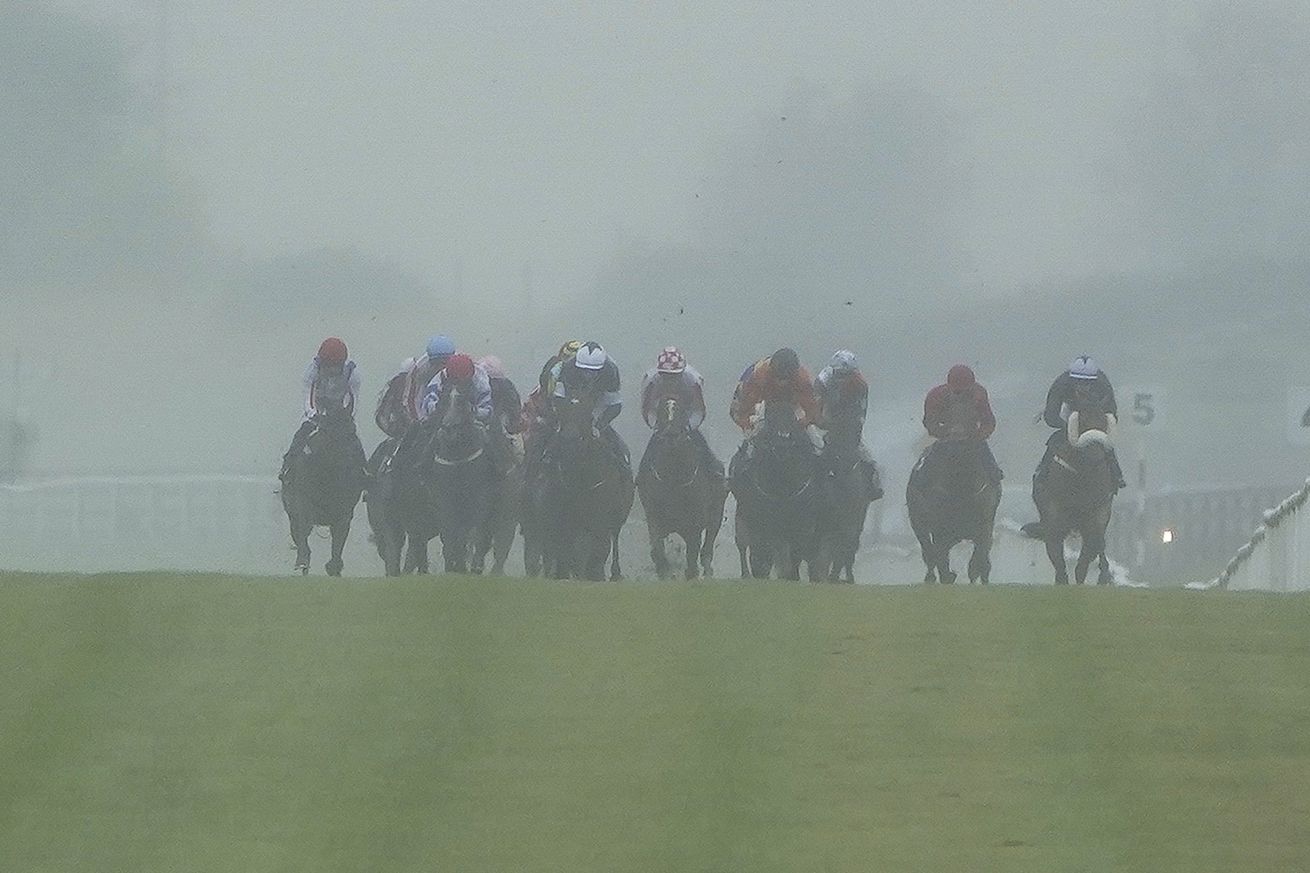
[906,402,1119,586]
[279,390,1118,587]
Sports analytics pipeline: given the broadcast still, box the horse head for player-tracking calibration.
[655,396,691,442]
[925,439,991,498]
[558,390,601,445]
[432,385,486,464]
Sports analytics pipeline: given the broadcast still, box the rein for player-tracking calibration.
[433,447,485,467]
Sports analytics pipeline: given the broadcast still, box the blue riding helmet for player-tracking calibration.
[426,335,456,359]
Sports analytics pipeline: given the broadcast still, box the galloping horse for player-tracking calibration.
[731,402,824,580]
[637,397,727,579]
[471,423,522,576]
[547,391,635,580]
[280,406,364,576]
[1030,408,1118,585]
[812,423,881,583]
[906,439,1001,584]
[425,385,496,574]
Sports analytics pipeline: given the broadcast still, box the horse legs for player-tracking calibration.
[289,516,312,575]
[749,542,774,579]
[648,523,672,580]
[609,530,623,581]
[967,530,993,585]
[404,537,430,575]
[1097,551,1113,586]
[777,541,800,582]
[935,540,956,585]
[326,518,350,577]
[699,533,717,579]
[915,532,937,584]
[701,514,721,579]
[1046,534,1069,585]
[442,530,469,574]
[379,527,404,577]
[491,514,515,576]
[682,529,704,580]
[1073,538,1095,585]
[1081,524,1113,586]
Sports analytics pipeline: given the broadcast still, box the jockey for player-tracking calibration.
[405,335,458,421]
[922,364,1003,483]
[1039,355,1126,490]
[640,346,723,478]
[553,341,629,466]
[524,339,583,434]
[375,335,457,438]
[814,349,881,497]
[730,347,820,434]
[420,353,493,424]
[281,337,365,481]
[479,355,524,435]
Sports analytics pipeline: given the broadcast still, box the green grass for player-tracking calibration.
[1,575,1309,872]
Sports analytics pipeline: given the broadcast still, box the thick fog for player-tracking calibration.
[5,0,1310,505]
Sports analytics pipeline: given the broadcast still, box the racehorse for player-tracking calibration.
[471,424,523,576]
[812,423,881,583]
[636,396,727,579]
[424,385,496,573]
[547,390,635,580]
[365,436,409,576]
[906,438,1001,584]
[280,406,364,576]
[730,401,823,580]
[1029,409,1118,585]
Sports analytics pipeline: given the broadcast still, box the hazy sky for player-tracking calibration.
[8,0,1310,491]
[76,1,1187,298]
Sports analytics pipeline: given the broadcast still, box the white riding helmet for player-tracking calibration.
[1069,355,1100,381]
[575,341,608,371]
[830,349,858,374]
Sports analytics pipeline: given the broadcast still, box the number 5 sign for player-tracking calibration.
[1121,386,1164,428]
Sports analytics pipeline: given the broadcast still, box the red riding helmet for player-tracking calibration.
[318,337,348,364]
[445,353,475,381]
[946,364,976,391]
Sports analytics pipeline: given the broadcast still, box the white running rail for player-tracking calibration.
[1203,478,1310,592]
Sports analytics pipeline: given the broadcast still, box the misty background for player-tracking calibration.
[5,0,1310,510]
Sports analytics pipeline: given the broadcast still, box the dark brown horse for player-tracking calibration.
[280,407,364,576]
[730,402,824,580]
[546,391,635,580]
[637,397,727,579]
[1030,410,1118,585]
[906,439,1001,584]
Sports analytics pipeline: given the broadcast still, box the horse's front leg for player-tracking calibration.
[289,516,312,575]
[648,522,672,579]
[682,529,704,580]
[326,518,350,577]
[609,530,623,581]
[967,530,993,585]
[1046,534,1069,585]
[935,538,956,585]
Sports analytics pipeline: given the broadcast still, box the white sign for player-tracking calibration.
[1120,386,1165,428]
[1286,387,1310,446]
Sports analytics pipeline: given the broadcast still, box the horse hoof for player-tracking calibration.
[296,564,309,576]
[1055,577,1069,586]
[923,572,936,584]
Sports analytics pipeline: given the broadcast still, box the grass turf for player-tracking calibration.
[1,574,1308,872]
